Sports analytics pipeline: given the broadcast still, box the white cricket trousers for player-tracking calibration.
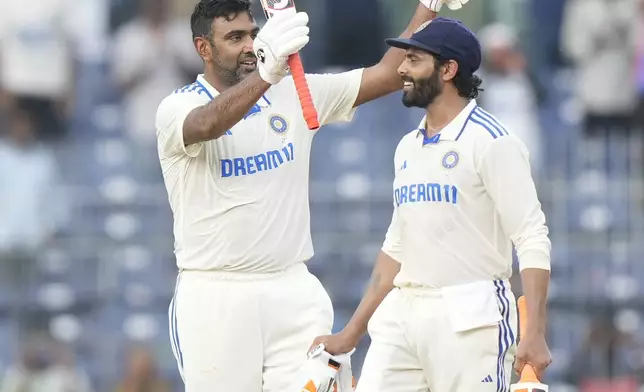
[168,263,334,392]
[357,279,518,392]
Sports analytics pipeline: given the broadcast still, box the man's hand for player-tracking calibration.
[514,333,552,379]
[309,330,359,356]
[253,9,310,85]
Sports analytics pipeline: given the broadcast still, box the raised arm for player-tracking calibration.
[183,71,270,145]
[185,10,311,145]
[353,3,437,107]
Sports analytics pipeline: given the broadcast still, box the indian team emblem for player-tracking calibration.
[442,150,459,169]
[269,114,289,134]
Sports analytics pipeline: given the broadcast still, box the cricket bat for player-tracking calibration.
[510,296,549,392]
[258,0,320,131]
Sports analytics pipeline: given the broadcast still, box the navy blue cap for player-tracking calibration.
[386,17,482,75]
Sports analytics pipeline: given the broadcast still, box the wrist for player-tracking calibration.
[524,327,547,339]
[341,323,365,344]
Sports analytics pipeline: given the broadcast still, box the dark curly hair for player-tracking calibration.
[191,0,253,40]
[433,55,483,100]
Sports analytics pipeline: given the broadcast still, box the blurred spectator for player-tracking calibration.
[46,343,94,392]
[0,108,67,290]
[561,0,638,137]
[565,311,644,392]
[0,0,78,141]
[111,0,201,146]
[477,23,544,176]
[0,333,92,392]
[114,347,171,392]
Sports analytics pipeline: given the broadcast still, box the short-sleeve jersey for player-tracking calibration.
[156,70,364,272]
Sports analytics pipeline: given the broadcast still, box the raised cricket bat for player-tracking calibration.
[258,0,320,130]
[511,296,549,392]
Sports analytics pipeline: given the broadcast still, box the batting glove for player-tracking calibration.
[253,9,310,85]
[420,0,444,12]
[285,344,339,392]
[420,0,469,12]
[444,0,470,10]
[332,349,356,392]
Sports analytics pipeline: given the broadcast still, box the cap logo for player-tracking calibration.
[414,20,432,34]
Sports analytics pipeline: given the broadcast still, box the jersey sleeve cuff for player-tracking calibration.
[518,250,551,271]
[183,141,203,158]
[173,112,203,158]
[381,247,402,264]
[330,68,364,124]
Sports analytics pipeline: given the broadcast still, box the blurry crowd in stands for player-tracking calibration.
[561,0,643,138]
[0,0,642,390]
[0,332,171,392]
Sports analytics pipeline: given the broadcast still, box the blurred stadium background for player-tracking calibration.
[0,0,642,391]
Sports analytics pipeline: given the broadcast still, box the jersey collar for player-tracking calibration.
[195,74,219,100]
[416,99,478,145]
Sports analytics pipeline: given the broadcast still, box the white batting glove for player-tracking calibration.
[285,344,339,392]
[332,349,356,392]
[420,0,444,12]
[444,0,470,10]
[420,0,470,12]
[253,9,310,85]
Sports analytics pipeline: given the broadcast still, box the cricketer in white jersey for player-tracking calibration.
[312,17,552,392]
[154,0,440,391]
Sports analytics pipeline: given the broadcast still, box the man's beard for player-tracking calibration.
[216,65,253,86]
[212,50,257,86]
[401,71,443,108]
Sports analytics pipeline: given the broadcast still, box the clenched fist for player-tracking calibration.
[514,333,552,380]
[309,330,359,356]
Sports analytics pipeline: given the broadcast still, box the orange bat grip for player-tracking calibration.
[517,296,540,383]
[288,53,319,130]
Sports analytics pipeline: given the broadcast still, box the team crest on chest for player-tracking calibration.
[442,150,459,169]
[269,114,289,134]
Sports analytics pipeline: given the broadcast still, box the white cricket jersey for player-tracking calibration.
[382,99,551,289]
[156,70,363,272]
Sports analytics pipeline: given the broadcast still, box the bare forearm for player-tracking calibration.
[520,268,550,336]
[355,4,436,106]
[343,251,401,341]
[184,71,270,145]
[381,4,436,74]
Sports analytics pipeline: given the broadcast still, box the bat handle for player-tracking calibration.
[288,53,319,130]
[517,296,528,340]
[517,296,542,383]
[519,364,540,383]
